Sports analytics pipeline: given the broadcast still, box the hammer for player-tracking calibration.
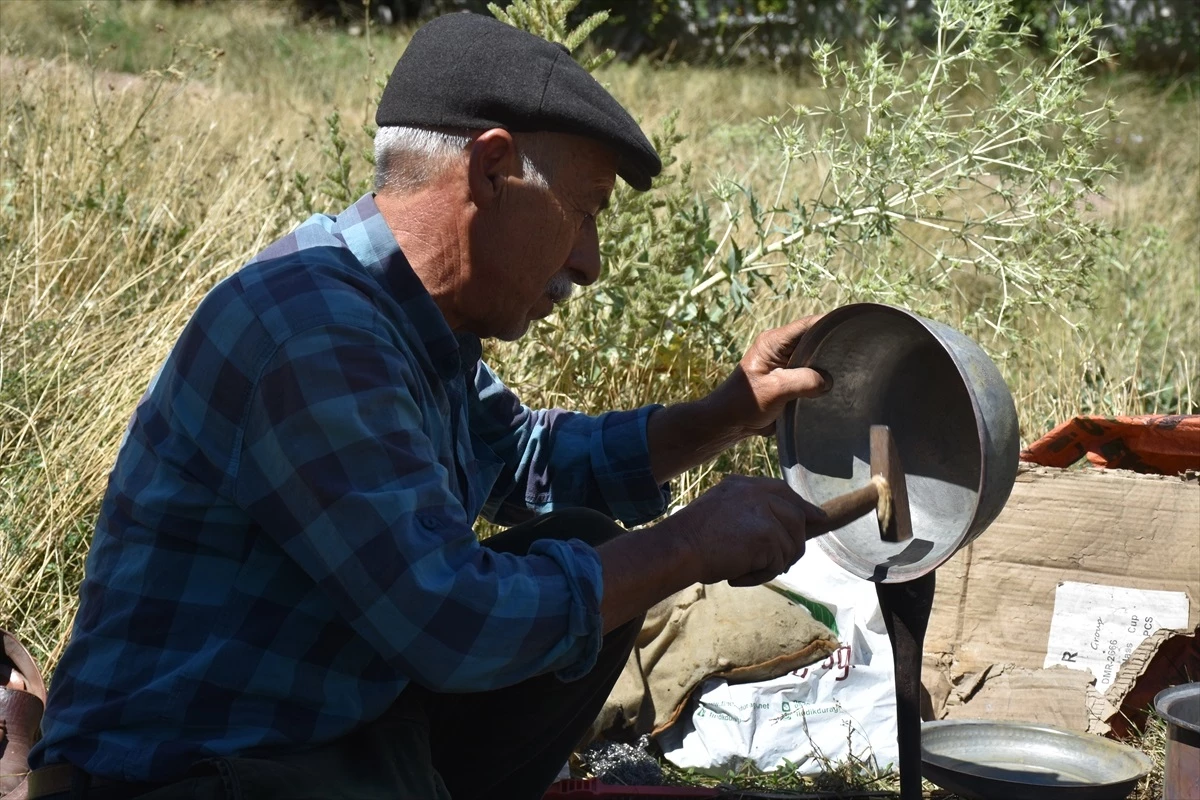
[805,424,913,543]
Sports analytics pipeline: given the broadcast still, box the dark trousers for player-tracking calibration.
[37,509,638,800]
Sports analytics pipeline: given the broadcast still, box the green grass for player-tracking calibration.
[0,1,1194,795]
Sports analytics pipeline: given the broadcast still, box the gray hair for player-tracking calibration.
[373,126,560,192]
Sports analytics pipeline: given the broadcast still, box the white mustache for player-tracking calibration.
[545,272,575,304]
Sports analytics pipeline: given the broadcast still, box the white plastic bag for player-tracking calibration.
[658,546,899,775]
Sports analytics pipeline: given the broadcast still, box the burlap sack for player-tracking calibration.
[590,583,839,741]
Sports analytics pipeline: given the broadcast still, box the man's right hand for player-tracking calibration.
[664,475,824,587]
[596,475,824,632]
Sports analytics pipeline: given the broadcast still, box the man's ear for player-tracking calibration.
[467,128,519,209]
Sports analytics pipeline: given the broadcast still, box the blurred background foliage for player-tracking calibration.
[287,0,1198,74]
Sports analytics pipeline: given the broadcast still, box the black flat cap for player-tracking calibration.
[377,12,661,191]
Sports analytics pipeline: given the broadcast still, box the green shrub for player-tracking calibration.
[488,0,1120,396]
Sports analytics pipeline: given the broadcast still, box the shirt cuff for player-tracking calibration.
[589,405,672,527]
[528,537,604,682]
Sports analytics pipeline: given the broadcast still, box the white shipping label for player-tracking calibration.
[1043,581,1190,691]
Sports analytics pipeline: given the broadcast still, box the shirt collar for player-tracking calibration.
[332,193,481,380]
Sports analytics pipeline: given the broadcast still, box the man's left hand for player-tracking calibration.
[710,315,829,438]
[646,315,829,484]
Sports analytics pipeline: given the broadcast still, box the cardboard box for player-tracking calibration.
[923,465,1200,731]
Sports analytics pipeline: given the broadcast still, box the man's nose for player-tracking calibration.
[565,218,602,286]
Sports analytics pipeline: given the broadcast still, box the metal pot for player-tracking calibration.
[777,303,1020,582]
[1154,682,1200,799]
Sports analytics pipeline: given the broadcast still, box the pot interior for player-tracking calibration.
[782,307,983,581]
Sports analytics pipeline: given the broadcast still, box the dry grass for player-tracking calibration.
[0,55,314,664]
[649,709,1170,797]
[0,1,1195,790]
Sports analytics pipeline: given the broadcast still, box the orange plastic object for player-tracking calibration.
[1020,415,1200,475]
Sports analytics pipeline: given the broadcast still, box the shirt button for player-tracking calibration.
[417,513,443,530]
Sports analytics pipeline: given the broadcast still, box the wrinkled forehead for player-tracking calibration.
[543,131,618,192]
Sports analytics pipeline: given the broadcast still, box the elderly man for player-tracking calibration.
[27,13,827,800]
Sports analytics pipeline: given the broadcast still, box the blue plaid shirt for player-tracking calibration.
[32,193,670,782]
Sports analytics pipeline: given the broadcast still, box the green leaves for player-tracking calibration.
[317,111,359,206]
[488,0,616,71]
[678,0,1120,351]
[490,0,1120,404]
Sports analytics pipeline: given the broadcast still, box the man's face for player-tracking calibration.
[463,134,617,341]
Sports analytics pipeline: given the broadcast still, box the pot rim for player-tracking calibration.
[776,302,989,582]
[1154,682,1200,734]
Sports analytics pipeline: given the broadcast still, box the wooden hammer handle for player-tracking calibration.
[807,476,885,538]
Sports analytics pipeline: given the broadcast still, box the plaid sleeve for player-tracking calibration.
[235,324,603,690]
[472,362,671,527]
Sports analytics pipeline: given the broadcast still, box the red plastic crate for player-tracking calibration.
[542,779,720,799]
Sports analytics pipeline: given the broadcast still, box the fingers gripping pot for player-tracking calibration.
[775,303,1020,800]
[777,303,1020,581]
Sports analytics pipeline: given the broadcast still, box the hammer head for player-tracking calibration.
[869,425,913,543]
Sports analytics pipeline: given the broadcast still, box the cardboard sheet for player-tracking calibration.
[941,664,1096,730]
[923,465,1200,730]
[1104,627,1200,737]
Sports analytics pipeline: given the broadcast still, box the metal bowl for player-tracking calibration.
[776,303,1019,582]
[921,720,1153,800]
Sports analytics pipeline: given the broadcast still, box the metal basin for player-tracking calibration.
[921,720,1153,800]
[777,303,1019,582]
